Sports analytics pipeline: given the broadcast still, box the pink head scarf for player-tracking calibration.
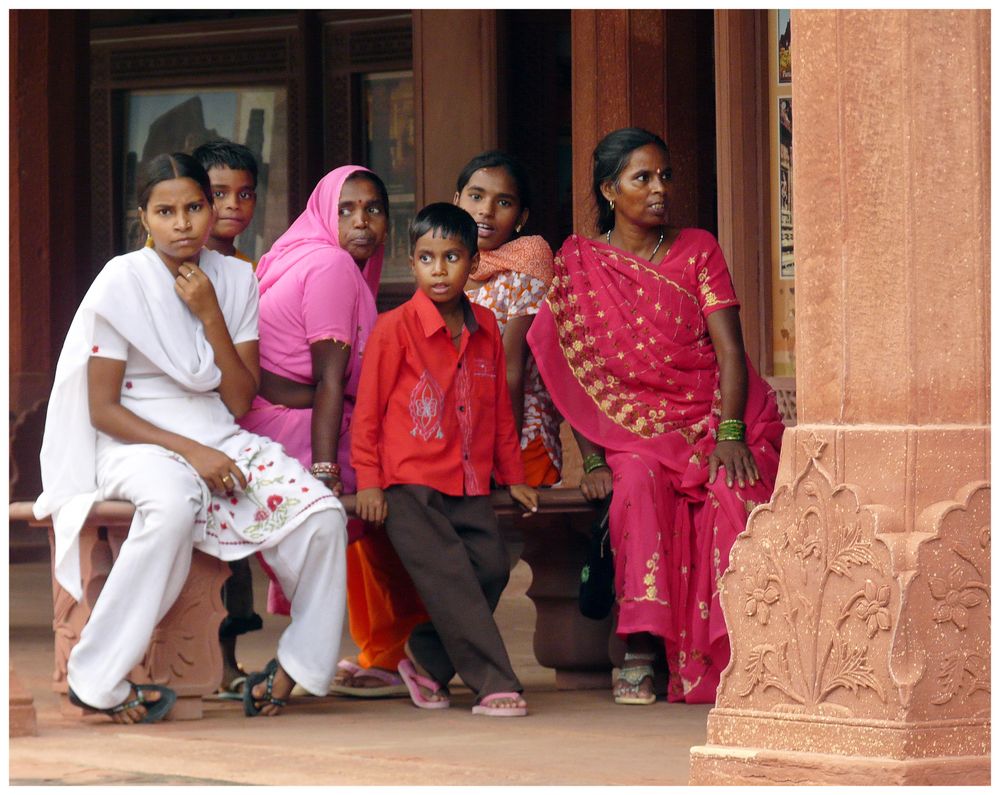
[256,165,385,297]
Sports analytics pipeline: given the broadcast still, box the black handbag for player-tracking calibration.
[578,494,615,620]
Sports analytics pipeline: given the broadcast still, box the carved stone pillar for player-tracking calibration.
[690,10,990,785]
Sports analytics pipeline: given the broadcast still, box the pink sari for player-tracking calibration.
[240,165,383,613]
[528,230,784,703]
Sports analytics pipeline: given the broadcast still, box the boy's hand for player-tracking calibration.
[356,487,388,525]
[509,484,539,517]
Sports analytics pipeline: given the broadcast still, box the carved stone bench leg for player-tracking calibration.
[515,513,614,689]
[48,526,228,720]
[10,665,38,736]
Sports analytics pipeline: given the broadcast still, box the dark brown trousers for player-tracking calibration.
[384,484,522,700]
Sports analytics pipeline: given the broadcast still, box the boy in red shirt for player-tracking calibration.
[352,202,538,717]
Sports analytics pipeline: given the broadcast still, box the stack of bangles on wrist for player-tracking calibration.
[582,453,608,474]
[716,419,746,442]
[310,461,341,484]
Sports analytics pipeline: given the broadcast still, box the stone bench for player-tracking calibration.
[10,487,609,720]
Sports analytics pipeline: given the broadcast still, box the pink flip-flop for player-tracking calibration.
[330,659,408,698]
[397,659,450,710]
[472,692,528,717]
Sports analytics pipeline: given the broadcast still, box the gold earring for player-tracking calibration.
[609,199,615,211]
[515,224,523,234]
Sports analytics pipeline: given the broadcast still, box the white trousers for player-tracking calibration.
[66,452,346,709]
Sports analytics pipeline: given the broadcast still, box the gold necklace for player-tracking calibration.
[607,227,665,260]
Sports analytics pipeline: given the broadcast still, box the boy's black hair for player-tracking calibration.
[409,202,479,257]
[191,139,259,187]
[455,150,532,210]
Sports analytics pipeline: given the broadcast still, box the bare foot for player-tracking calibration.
[613,669,655,702]
[249,663,295,716]
[109,687,160,724]
[481,694,526,710]
[342,670,396,689]
[404,642,448,704]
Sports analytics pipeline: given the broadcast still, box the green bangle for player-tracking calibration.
[582,453,608,474]
[716,419,746,442]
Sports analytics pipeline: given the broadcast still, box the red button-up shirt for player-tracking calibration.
[351,289,526,495]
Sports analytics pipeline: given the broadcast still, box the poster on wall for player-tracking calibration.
[124,88,288,262]
[777,10,792,84]
[778,97,794,279]
[362,71,416,280]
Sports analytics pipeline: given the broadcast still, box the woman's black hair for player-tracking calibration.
[591,127,670,234]
[409,202,478,257]
[137,152,212,209]
[455,150,532,211]
[344,169,391,217]
[191,139,259,187]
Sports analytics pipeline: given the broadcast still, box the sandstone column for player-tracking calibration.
[690,10,990,785]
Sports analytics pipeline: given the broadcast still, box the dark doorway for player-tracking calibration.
[498,10,573,252]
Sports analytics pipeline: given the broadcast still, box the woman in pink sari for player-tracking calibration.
[528,128,784,705]
[238,166,417,691]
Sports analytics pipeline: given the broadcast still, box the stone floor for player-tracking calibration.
[9,557,711,786]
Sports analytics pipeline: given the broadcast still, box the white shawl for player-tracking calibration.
[33,247,258,600]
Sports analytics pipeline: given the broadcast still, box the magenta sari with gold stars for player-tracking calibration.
[528,229,784,703]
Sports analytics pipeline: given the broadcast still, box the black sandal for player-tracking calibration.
[68,681,176,723]
[243,658,287,717]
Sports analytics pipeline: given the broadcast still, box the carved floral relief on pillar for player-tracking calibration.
[718,433,896,718]
[910,482,990,722]
[718,431,990,733]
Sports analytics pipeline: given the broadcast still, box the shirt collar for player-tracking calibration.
[411,288,480,339]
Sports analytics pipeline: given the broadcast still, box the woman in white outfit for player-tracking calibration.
[33,153,348,722]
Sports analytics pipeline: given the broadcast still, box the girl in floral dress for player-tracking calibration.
[456,151,562,484]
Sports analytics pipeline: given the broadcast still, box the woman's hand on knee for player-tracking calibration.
[356,487,388,525]
[708,440,759,489]
[180,442,247,493]
[580,467,613,501]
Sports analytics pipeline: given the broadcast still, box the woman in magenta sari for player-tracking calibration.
[529,128,784,705]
